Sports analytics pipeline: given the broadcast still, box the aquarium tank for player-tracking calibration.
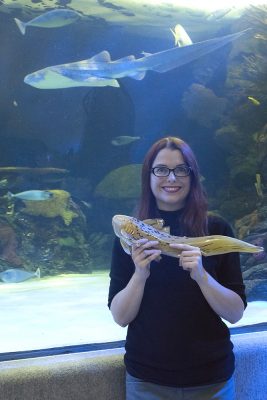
[0,0,266,357]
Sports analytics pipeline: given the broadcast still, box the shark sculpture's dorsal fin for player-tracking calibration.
[115,55,136,62]
[90,50,111,63]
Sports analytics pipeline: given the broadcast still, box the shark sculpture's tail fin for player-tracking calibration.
[150,28,251,74]
[14,18,27,35]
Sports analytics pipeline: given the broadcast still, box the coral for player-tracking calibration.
[21,190,78,226]
[235,210,259,239]
[57,237,79,248]
[182,83,227,128]
[0,221,22,265]
[94,164,142,199]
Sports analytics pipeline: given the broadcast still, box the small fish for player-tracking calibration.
[254,33,267,41]
[0,178,8,188]
[248,96,260,106]
[206,7,233,21]
[170,24,192,47]
[255,174,263,198]
[0,267,40,283]
[14,9,81,35]
[80,200,92,209]
[253,131,267,143]
[13,100,18,107]
[111,136,141,146]
[7,190,53,201]
[112,215,264,257]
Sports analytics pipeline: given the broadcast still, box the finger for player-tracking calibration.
[183,267,191,272]
[143,249,161,257]
[146,251,161,262]
[133,238,149,248]
[170,243,199,251]
[142,240,159,249]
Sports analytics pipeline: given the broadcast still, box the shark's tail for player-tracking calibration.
[14,18,26,35]
[7,191,14,200]
[35,267,41,279]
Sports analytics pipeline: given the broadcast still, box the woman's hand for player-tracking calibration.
[169,243,207,283]
[131,238,161,279]
[170,243,244,323]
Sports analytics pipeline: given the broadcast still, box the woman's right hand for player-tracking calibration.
[131,238,161,279]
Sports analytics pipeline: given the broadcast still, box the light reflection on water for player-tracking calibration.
[0,272,266,353]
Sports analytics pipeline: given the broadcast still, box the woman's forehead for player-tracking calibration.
[153,148,184,164]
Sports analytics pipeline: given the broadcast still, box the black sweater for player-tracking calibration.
[108,210,247,387]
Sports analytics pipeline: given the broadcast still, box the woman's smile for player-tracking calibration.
[162,186,181,192]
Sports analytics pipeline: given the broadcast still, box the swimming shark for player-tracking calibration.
[0,267,40,283]
[15,9,81,35]
[24,29,250,89]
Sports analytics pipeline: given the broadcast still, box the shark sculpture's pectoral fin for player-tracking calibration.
[120,238,132,255]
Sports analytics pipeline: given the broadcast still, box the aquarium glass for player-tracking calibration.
[0,0,267,355]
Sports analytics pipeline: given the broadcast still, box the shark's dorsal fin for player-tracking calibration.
[90,50,111,63]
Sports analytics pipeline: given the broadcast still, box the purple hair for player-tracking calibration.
[136,137,208,236]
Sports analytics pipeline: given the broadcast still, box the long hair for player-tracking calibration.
[136,137,208,236]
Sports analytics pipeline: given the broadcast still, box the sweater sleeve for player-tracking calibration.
[107,237,135,308]
[208,216,247,308]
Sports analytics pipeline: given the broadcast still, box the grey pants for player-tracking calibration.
[126,372,236,400]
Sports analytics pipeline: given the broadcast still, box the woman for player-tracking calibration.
[108,137,246,400]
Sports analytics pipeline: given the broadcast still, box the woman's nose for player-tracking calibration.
[167,171,177,182]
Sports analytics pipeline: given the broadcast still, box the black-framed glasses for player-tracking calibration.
[151,165,192,177]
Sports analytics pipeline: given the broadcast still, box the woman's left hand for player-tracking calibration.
[169,243,207,283]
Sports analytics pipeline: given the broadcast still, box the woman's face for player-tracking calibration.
[150,148,191,211]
